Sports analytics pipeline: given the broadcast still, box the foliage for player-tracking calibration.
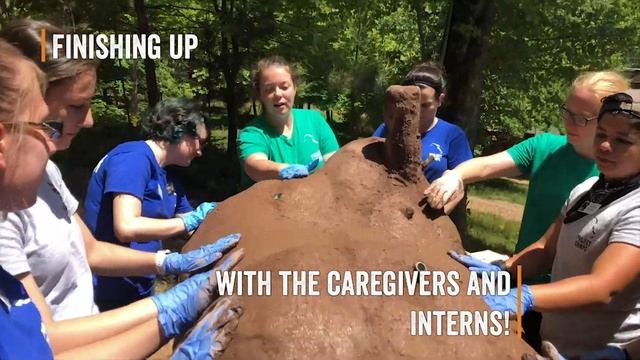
[3,0,640,198]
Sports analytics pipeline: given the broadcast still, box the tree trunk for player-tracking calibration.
[410,0,429,61]
[217,0,241,162]
[128,60,140,124]
[134,0,160,107]
[438,0,497,148]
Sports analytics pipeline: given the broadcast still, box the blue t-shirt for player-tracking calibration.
[373,118,473,182]
[0,266,53,360]
[83,141,193,305]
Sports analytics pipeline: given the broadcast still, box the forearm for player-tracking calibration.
[530,275,612,312]
[48,298,158,353]
[505,217,562,279]
[55,319,164,360]
[505,240,554,280]
[454,152,520,184]
[89,240,157,277]
[79,213,158,276]
[115,216,186,243]
[244,158,287,182]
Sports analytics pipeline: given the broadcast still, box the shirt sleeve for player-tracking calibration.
[446,127,473,169]
[316,113,339,155]
[238,126,269,162]
[609,208,640,248]
[506,134,543,175]
[0,213,30,276]
[372,123,387,137]
[47,162,79,216]
[103,151,151,200]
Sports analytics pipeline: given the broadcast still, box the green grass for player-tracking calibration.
[467,178,528,205]
[466,210,519,255]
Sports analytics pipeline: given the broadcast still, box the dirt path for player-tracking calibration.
[468,195,524,222]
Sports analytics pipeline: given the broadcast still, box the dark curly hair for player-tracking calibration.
[141,98,205,144]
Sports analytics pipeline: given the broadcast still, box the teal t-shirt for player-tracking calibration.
[238,109,340,188]
[507,134,598,284]
[507,133,599,251]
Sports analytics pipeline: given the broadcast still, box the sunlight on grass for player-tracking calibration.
[466,210,519,255]
[468,178,528,205]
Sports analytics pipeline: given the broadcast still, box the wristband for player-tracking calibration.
[155,250,171,275]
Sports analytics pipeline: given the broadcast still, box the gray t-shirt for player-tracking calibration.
[542,176,640,357]
[0,160,98,320]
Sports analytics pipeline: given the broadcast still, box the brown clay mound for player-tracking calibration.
[183,87,533,359]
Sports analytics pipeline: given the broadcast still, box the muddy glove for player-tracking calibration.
[171,297,243,360]
[483,285,534,314]
[279,158,320,180]
[160,233,241,275]
[152,248,245,338]
[182,202,217,233]
[448,250,503,274]
[423,170,463,209]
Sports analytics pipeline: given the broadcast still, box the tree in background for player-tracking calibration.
[3,0,639,198]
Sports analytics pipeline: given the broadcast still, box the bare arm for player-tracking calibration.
[424,151,521,210]
[17,273,157,353]
[454,151,521,185]
[243,153,288,182]
[55,319,165,360]
[112,193,187,243]
[505,217,563,279]
[77,213,157,276]
[323,151,336,161]
[530,243,640,311]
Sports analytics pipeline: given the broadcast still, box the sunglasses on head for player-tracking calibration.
[600,92,640,122]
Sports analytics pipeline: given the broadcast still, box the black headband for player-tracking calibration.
[401,74,444,95]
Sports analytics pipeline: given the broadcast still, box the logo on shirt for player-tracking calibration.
[574,217,598,251]
[15,298,32,307]
[157,184,163,199]
[428,143,444,162]
[304,134,319,144]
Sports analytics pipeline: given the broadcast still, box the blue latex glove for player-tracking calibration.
[482,284,535,314]
[151,248,245,338]
[279,158,320,180]
[448,250,502,274]
[170,297,243,360]
[580,346,627,360]
[161,233,241,274]
[183,202,217,233]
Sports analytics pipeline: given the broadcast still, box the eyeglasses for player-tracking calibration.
[0,120,63,140]
[559,105,597,127]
